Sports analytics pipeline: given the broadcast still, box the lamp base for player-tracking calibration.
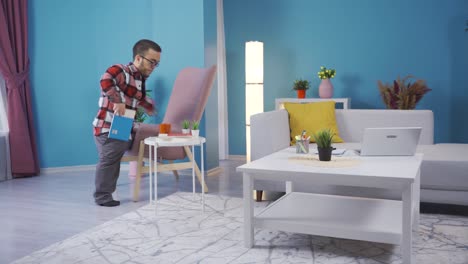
[253,190,285,201]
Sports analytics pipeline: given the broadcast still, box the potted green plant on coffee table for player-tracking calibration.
[313,128,335,161]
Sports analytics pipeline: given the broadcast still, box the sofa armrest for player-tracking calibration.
[250,109,290,161]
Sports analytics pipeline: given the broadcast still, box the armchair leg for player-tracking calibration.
[167,160,179,180]
[255,190,263,202]
[183,146,209,193]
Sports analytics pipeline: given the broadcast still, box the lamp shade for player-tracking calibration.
[245,41,263,84]
[245,41,264,162]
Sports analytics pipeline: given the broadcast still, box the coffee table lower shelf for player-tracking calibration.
[255,192,403,245]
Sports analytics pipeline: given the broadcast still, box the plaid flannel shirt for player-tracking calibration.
[92,63,154,135]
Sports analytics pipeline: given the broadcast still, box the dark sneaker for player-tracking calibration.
[99,200,120,207]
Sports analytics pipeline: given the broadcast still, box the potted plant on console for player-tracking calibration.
[313,128,335,161]
[292,79,310,99]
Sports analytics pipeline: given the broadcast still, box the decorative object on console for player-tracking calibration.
[283,101,343,145]
[318,79,334,98]
[317,66,336,98]
[191,120,200,137]
[181,119,190,134]
[313,128,335,161]
[245,41,264,162]
[378,75,432,110]
[292,79,310,99]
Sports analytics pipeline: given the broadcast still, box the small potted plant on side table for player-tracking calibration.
[191,120,200,137]
[293,79,310,99]
[182,119,191,134]
[313,128,335,161]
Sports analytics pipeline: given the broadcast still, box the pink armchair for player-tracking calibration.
[121,65,217,201]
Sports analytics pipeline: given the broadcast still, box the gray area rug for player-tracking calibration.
[12,192,468,264]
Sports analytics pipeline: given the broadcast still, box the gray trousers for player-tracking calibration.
[94,134,131,204]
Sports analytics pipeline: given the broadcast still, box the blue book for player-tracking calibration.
[108,109,135,141]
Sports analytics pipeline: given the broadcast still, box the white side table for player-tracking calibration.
[275,98,351,110]
[144,136,206,211]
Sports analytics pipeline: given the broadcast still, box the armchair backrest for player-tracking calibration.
[126,65,217,158]
[163,65,217,132]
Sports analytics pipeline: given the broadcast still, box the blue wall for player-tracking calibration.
[224,0,468,155]
[29,0,207,168]
[27,0,468,166]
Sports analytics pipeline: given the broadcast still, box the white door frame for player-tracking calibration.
[217,0,229,160]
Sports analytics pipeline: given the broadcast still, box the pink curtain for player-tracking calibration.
[0,0,40,177]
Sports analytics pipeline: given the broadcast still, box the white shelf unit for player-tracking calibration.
[275,98,351,110]
[255,192,402,244]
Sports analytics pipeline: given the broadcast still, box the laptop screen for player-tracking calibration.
[360,127,422,156]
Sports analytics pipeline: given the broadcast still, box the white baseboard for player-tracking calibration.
[41,164,130,175]
[228,155,246,161]
[40,164,224,176]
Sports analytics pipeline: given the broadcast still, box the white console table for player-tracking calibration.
[275,98,351,110]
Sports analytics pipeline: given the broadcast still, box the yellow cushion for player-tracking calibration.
[284,101,344,144]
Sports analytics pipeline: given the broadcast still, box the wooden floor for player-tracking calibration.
[0,159,246,264]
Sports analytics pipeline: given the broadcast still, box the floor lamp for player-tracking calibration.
[245,41,264,163]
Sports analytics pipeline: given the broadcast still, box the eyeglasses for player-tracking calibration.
[140,55,160,68]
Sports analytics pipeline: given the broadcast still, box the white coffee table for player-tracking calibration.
[237,147,423,264]
[144,136,206,211]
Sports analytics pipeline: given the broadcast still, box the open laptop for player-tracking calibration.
[359,127,422,156]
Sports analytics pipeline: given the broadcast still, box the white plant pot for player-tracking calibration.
[182,129,190,134]
[191,129,200,137]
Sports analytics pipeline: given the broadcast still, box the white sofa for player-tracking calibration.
[251,109,468,206]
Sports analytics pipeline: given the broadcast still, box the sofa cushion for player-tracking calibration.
[417,144,468,191]
[335,109,434,144]
[284,101,344,144]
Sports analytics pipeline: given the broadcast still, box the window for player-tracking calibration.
[0,74,7,132]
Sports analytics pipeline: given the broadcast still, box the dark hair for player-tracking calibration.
[133,39,162,59]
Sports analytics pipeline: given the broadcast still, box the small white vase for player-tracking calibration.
[182,129,190,134]
[191,129,200,137]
